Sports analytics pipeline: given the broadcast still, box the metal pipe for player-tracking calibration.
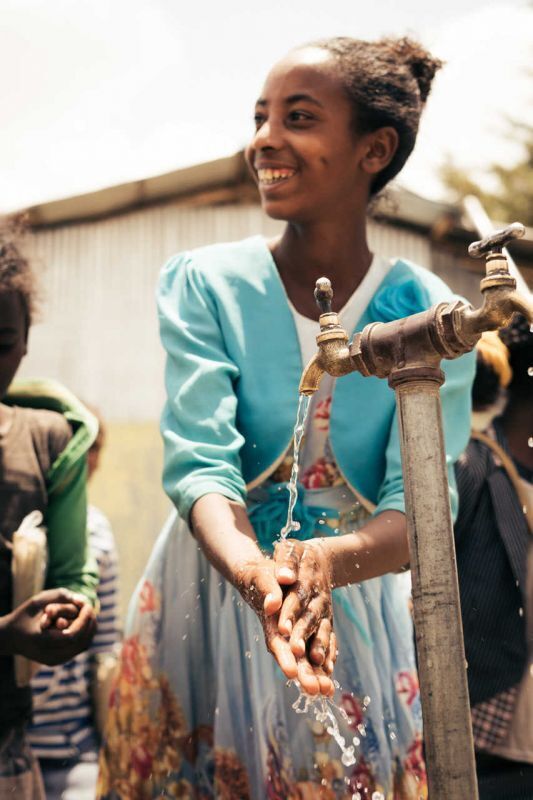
[393,376,478,799]
[298,222,532,797]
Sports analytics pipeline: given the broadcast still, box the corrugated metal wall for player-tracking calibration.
[22,200,431,421]
[20,199,432,617]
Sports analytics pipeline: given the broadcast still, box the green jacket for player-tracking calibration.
[6,378,99,605]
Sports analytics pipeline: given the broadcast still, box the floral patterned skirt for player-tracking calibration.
[97,510,426,800]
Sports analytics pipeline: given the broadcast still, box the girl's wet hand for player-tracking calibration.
[273,538,337,677]
[235,557,299,681]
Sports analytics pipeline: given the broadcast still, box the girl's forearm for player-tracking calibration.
[190,493,262,586]
[321,510,409,588]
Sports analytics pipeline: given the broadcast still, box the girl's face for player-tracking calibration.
[245,48,374,223]
[0,291,27,399]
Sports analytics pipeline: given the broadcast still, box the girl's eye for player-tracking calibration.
[288,110,313,123]
[253,113,266,129]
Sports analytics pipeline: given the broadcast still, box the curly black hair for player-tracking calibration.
[499,314,533,396]
[305,36,443,194]
[0,216,36,331]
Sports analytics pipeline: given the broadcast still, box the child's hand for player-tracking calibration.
[273,539,337,677]
[0,588,96,665]
[235,555,334,696]
[40,591,91,632]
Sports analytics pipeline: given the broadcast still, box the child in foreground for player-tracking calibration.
[0,221,98,799]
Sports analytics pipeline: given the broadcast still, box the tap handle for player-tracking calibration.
[468,222,525,258]
[314,277,333,314]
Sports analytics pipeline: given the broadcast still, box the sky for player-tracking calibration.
[0,0,531,211]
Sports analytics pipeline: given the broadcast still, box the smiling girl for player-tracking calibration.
[98,37,474,799]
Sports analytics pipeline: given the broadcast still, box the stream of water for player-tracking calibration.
[279,393,310,539]
[278,392,359,769]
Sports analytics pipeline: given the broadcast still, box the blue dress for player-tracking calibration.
[98,238,474,800]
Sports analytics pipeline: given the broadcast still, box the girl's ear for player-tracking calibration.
[359,127,399,177]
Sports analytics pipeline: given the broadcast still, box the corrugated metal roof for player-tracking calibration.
[20,150,533,259]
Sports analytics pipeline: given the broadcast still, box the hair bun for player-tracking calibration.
[391,37,443,103]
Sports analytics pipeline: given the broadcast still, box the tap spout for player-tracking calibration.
[458,287,533,342]
[299,277,358,395]
[299,353,325,396]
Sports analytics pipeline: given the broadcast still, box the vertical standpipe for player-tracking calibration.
[394,375,478,799]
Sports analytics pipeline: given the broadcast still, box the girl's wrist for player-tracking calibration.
[308,537,336,588]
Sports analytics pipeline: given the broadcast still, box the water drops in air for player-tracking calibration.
[528,367,533,376]
[528,437,533,448]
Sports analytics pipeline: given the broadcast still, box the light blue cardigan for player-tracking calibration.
[158,236,475,522]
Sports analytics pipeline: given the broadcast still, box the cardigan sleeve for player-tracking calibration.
[158,252,247,521]
[45,453,98,605]
[373,349,476,521]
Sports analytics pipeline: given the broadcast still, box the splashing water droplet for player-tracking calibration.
[519,608,524,617]
[290,683,358,766]
[528,367,533,376]
[528,437,533,448]
[245,650,252,659]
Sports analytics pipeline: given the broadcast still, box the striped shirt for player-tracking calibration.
[27,506,120,760]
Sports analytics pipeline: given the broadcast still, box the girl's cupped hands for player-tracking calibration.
[235,554,336,697]
[273,538,337,679]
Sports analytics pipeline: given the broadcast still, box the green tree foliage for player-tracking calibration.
[441,122,533,226]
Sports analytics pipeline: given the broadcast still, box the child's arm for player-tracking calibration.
[45,454,99,606]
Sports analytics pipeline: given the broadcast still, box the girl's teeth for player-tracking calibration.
[258,168,294,184]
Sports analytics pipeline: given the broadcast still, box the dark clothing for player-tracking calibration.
[454,420,530,708]
[476,752,533,800]
[0,407,71,736]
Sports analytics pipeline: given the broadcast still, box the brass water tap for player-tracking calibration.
[453,222,532,342]
[299,278,353,395]
[299,222,532,396]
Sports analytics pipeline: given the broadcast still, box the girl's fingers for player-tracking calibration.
[290,598,328,657]
[309,618,331,666]
[277,589,303,637]
[329,631,338,666]
[317,669,336,697]
[297,658,321,696]
[273,540,301,585]
[247,566,283,616]
[264,617,298,679]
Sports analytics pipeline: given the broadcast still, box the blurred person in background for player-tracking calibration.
[0,219,98,799]
[454,317,533,800]
[29,410,120,800]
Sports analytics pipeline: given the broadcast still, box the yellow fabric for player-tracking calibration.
[476,331,512,388]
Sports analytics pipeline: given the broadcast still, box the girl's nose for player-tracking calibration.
[253,117,284,151]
